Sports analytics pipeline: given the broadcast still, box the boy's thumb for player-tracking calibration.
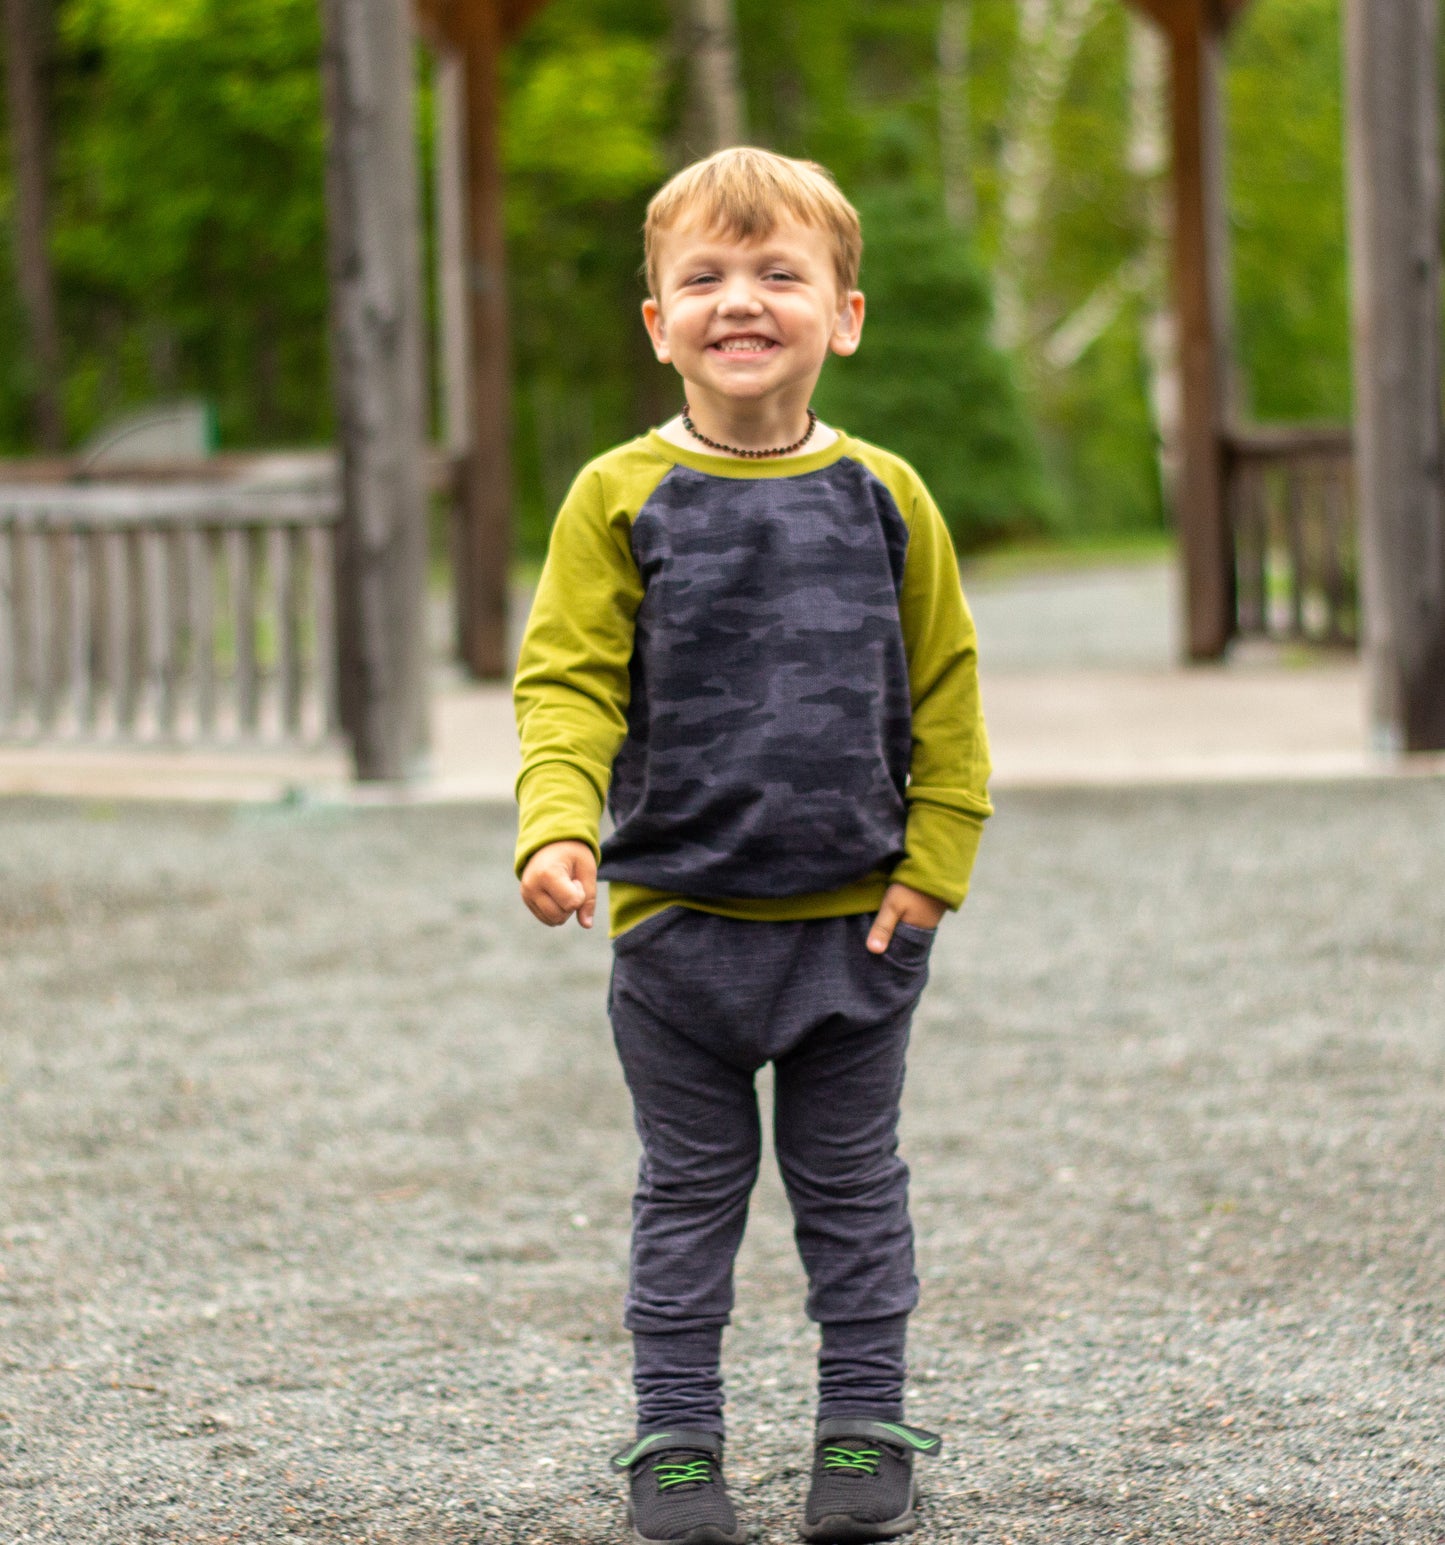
[867,905,898,954]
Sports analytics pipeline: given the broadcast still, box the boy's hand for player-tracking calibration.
[867,882,947,953]
[520,840,598,929]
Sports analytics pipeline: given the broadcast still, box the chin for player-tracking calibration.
[698,366,785,395]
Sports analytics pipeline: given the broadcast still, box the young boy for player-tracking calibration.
[513,147,991,1545]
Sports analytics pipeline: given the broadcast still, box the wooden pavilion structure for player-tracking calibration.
[411,0,549,686]
[371,0,1274,715]
[1120,0,1443,750]
[293,0,1445,768]
[5,0,1439,772]
[1123,0,1255,665]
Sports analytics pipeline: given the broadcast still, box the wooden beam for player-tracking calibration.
[2,0,64,452]
[320,0,431,778]
[1121,0,1255,37]
[1344,0,1445,751]
[453,0,514,680]
[410,0,448,47]
[1166,0,1238,660]
[1120,0,1181,35]
[431,43,479,666]
[500,0,550,39]
[413,0,548,49]
[433,47,472,461]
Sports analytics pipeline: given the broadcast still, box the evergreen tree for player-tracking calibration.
[813,184,1056,549]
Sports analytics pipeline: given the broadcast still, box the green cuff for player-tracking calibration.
[891,804,986,910]
[514,761,604,877]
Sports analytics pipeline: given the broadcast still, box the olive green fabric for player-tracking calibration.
[514,429,992,937]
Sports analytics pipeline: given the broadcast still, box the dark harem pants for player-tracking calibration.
[606,906,936,1437]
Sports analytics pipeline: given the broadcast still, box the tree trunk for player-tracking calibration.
[678,0,745,152]
[992,0,1105,352]
[319,0,431,779]
[1344,0,1445,751]
[1126,9,1179,520]
[2,0,64,451]
[937,1,975,229]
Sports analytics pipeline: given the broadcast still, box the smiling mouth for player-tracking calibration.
[709,336,779,354]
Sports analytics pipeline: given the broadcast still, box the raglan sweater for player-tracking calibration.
[513,428,992,938]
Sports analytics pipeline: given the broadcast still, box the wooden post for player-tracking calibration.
[434,46,474,461]
[1166,0,1237,661]
[1343,0,1445,752]
[451,0,514,682]
[432,43,476,664]
[320,0,430,779]
[2,0,64,452]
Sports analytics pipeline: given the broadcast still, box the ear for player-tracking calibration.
[642,297,671,364]
[829,290,866,358]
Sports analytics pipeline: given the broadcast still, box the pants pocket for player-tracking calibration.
[882,919,936,971]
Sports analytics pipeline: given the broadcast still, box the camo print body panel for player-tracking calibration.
[598,458,913,898]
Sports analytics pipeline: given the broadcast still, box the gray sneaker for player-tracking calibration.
[800,1419,943,1543]
[609,1429,748,1545]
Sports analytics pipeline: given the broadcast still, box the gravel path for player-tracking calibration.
[2,784,1442,1543]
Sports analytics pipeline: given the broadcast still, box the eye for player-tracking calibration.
[683,271,720,287]
[764,269,797,282]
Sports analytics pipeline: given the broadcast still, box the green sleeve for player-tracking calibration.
[512,464,644,877]
[892,479,993,908]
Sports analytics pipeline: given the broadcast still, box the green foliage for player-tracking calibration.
[1035,290,1164,538]
[502,0,671,551]
[813,186,1056,548]
[1227,0,1351,422]
[40,0,329,448]
[1026,3,1164,535]
[0,0,1361,565]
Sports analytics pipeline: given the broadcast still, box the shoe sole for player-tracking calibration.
[628,1509,748,1545]
[632,1527,748,1545]
[798,1511,914,1544]
[798,1479,917,1543]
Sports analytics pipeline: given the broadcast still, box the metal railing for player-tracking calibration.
[0,484,341,747]
[1225,424,1356,647]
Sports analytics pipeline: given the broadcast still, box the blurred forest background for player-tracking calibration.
[0,0,1352,559]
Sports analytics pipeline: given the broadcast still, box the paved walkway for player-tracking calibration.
[0,562,1438,802]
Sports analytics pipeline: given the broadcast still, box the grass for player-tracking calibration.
[959,529,1173,580]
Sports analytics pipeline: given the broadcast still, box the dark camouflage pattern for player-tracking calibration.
[598,458,913,898]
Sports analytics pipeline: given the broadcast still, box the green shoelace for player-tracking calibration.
[823,1444,882,1475]
[653,1456,714,1490]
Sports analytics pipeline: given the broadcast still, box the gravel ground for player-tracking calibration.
[2,783,1443,1544]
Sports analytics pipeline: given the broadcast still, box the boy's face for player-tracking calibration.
[642,216,864,409]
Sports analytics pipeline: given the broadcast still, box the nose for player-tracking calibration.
[716,273,763,316]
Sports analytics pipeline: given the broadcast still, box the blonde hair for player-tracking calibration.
[643,147,863,298]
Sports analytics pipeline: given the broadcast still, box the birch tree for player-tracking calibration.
[937,1,974,229]
[676,0,745,152]
[992,0,1106,352]
[1124,11,1178,513]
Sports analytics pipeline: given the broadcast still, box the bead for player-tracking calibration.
[680,404,818,459]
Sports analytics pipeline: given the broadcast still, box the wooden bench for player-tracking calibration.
[0,484,341,747]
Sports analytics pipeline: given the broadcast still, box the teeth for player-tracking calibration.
[715,338,773,352]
